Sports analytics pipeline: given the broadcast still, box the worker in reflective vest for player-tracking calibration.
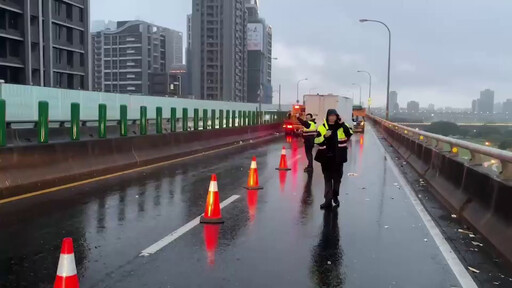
[297,113,317,172]
[314,109,353,209]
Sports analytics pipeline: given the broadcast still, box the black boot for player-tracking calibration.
[333,197,340,207]
[320,201,332,210]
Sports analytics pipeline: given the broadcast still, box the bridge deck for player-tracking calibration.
[0,126,497,287]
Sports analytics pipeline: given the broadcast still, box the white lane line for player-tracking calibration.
[368,126,478,288]
[139,195,240,257]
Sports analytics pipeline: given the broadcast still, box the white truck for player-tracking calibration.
[303,94,353,126]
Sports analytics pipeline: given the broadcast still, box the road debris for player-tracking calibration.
[469,248,479,252]
[327,261,331,265]
[424,238,428,242]
[384,226,390,229]
[471,241,484,247]
[451,214,457,218]
[457,229,473,235]
[468,267,480,273]
[348,173,358,177]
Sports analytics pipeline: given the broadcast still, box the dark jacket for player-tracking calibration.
[314,111,352,164]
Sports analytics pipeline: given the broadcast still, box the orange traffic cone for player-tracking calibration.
[244,156,264,190]
[276,146,292,171]
[54,238,79,288]
[200,174,224,224]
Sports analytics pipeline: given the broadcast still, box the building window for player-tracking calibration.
[9,40,20,57]
[0,10,6,30]
[79,30,84,45]
[0,38,6,58]
[54,1,61,16]
[54,72,62,87]
[80,54,84,67]
[67,51,73,67]
[79,75,84,89]
[53,24,61,40]
[78,8,84,22]
[66,27,73,44]
[66,3,73,21]
[54,48,62,64]
[68,74,74,88]
[8,13,19,30]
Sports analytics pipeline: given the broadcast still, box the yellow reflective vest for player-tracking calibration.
[302,121,317,137]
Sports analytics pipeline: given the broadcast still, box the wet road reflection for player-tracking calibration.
[311,210,344,287]
[299,170,314,225]
[203,224,220,266]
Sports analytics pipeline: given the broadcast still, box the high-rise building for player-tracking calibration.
[190,0,248,101]
[407,101,420,113]
[494,102,503,114]
[479,89,495,113]
[503,99,512,114]
[389,91,398,113]
[427,104,435,111]
[246,0,273,104]
[471,99,477,113]
[0,0,90,90]
[92,20,183,95]
[91,20,116,33]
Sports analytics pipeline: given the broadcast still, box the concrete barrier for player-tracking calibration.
[369,116,512,266]
[0,124,281,200]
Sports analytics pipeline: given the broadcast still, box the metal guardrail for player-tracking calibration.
[369,115,512,180]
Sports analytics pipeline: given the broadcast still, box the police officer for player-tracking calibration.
[297,113,317,172]
[314,109,353,209]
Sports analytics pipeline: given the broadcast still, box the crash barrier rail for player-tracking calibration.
[0,123,282,201]
[367,114,512,266]
[369,115,512,180]
[0,83,289,146]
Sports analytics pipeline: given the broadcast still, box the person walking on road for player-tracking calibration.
[297,113,317,172]
[314,109,353,209]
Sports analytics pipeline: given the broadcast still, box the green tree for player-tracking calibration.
[425,121,460,136]
[498,139,512,151]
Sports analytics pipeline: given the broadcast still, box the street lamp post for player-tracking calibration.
[296,78,308,104]
[357,70,372,110]
[352,83,362,105]
[360,19,391,120]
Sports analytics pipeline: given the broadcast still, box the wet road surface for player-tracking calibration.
[0,126,492,287]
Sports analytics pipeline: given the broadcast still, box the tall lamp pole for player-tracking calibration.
[352,83,362,105]
[360,19,391,120]
[357,70,372,110]
[296,78,308,104]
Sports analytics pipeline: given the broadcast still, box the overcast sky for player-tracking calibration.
[91,0,512,108]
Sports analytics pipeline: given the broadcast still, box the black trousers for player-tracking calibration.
[321,160,344,202]
[304,139,314,168]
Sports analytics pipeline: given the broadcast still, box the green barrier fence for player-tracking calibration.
[71,103,80,141]
[156,107,163,134]
[98,103,107,139]
[211,109,216,129]
[203,109,208,130]
[38,101,49,143]
[0,98,290,144]
[219,110,224,129]
[182,108,188,131]
[140,106,147,135]
[226,110,230,128]
[0,99,5,147]
[194,108,199,131]
[171,107,177,132]
[120,105,128,137]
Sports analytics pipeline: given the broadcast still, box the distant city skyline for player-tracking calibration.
[88,0,512,107]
